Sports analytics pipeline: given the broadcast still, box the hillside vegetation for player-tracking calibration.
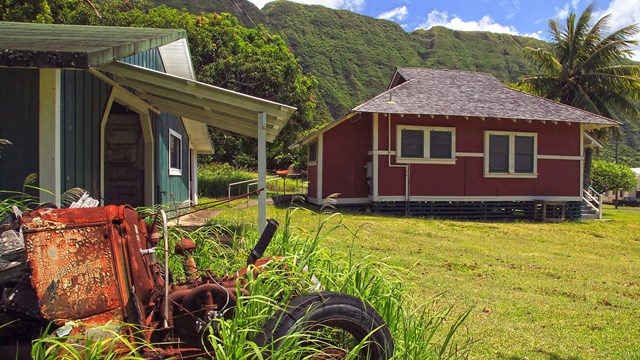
[150,0,265,26]
[262,2,548,121]
[152,0,639,165]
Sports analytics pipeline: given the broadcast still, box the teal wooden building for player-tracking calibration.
[0,22,295,224]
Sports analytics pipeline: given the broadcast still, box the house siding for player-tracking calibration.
[0,68,39,195]
[376,114,582,199]
[60,70,111,197]
[121,48,165,72]
[154,113,190,205]
[321,114,371,200]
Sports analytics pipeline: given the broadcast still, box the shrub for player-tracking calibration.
[197,162,256,198]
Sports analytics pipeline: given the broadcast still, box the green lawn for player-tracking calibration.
[212,204,640,359]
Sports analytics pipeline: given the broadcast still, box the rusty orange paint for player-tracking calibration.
[21,205,154,325]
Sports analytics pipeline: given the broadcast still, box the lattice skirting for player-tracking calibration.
[370,201,582,220]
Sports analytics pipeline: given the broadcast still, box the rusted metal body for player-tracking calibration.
[3,204,269,357]
[21,205,156,327]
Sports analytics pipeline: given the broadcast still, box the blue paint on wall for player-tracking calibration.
[154,113,190,205]
[0,68,39,195]
[60,70,111,197]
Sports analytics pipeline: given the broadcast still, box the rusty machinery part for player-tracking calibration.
[256,292,395,360]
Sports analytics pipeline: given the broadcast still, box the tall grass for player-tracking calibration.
[198,163,256,198]
[28,202,472,359]
[0,174,43,218]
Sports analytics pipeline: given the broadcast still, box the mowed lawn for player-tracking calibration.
[214,203,640,359]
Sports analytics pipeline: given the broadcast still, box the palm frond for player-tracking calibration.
[569,83,601,114]
[519,75,561,99]
[523,47,562,76]
[602,91,640,120]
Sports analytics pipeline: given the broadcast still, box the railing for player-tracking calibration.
[582,186,603,219]
[227,173,308,208]
[227,176,280,208]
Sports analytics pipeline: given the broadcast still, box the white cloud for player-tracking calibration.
[554,4,570,20]
[593,0,640,60]
[500,0,521,20]
[571,0,580,10]
[377,6,408,21]
[417,10,520,35]
[245,0,365,12]
[523,31,543,40]
[415,10,543,40]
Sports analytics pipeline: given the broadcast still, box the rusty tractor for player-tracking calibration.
[0,204,394,359]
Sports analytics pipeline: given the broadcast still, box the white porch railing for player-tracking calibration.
[582,186,603,219]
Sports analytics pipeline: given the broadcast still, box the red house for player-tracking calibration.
[297,68,618,220]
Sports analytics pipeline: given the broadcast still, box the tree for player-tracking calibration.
[590,160,637,195]
[1,1,319,170]
[519,3,640,185]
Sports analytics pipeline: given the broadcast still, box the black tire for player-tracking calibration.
[256,291,394,359]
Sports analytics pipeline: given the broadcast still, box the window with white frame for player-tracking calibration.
[308,141,318,164]
[396,125,455,163]
[484,131,537,177]
[169,129,182,176]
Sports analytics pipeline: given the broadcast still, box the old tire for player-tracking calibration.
[256,291,394,359]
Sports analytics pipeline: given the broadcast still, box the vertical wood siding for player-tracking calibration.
[60,70,110,197]
[154,113,190,205]
[121,49,165,72]
[0,68,39,194]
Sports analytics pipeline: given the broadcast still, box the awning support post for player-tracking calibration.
[258,111,267,235]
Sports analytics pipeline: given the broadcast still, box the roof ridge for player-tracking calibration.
[397,66,498,78]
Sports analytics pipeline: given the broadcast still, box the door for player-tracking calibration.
[104,113,145,207]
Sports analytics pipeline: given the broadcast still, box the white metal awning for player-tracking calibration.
[97,61,297,143]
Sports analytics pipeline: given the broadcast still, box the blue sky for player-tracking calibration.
[246,0,640,58]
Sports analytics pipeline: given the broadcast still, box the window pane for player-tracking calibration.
[309,141,317,162]
[430,130,452,159]
[401,129,424,158]
[170,134,181,170]
[515,136,534,173]
[489,134,509,172]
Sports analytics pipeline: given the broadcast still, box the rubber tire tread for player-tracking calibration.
[256,291,394,359]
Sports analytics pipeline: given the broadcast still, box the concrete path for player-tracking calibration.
[169,198,274,228]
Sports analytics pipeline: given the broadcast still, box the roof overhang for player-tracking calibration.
[289,111,359,149]
[0,21,184,69]
[98,61,297,143]
[157,39,211,154]
[584,131,605,149]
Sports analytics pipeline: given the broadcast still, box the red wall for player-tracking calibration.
[307,164,317,199]
[377,114,582,198]
[321,114,372,199]
[310,113,583,202]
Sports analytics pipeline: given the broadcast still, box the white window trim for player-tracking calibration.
[484,131,538,178]
[169,128,183,176]
[308,141,318,165]
[396,125,456,164]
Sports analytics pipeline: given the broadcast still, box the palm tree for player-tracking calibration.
[519,2,640,187]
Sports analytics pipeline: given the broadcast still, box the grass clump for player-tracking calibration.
[198,163,256,198]
[27,202,471,359]
[191,203,473,358]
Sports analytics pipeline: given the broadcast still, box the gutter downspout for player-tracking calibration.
[387,113,410,214]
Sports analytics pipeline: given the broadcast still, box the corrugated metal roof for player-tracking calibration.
[354,67,619,126]
[157,39,212,154]
[0,21,184,69]
[98,61,296,143]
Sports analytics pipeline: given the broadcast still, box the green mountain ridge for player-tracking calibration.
[152,0,640,165]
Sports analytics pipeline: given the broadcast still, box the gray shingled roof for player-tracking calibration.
[353,67,619,126]
[0,21,184,69]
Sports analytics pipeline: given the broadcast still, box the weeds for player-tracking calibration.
[25,202,472,359]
